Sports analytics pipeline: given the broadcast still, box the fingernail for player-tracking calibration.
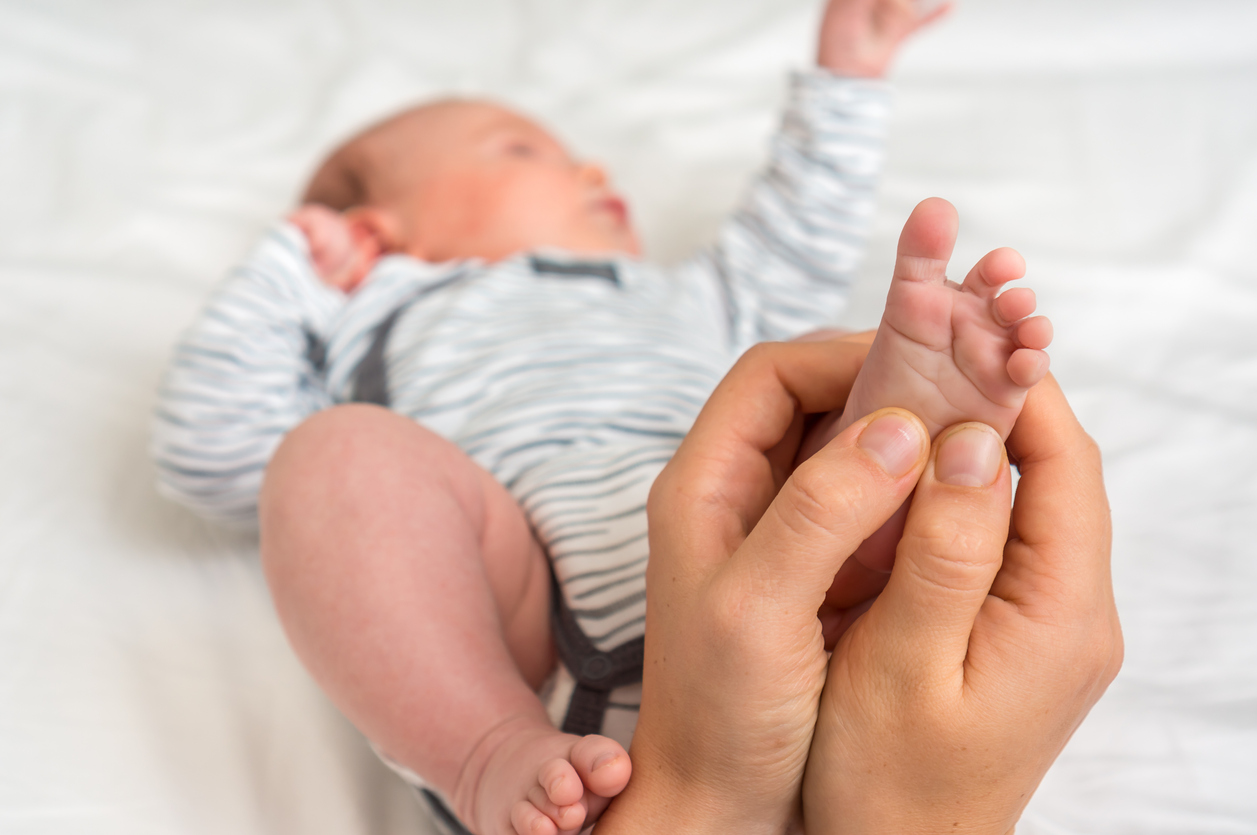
[857,410,925,478]
[935,424,1003,487]
[591,753,618,771]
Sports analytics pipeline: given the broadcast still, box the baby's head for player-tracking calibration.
[304,99,640,263]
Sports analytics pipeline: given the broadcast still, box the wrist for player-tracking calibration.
[815,56,887,79]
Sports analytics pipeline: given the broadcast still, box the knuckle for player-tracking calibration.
[646,468,679,517]
[1076,430,1103,469]
[1072,637,1109,678]
[1080,617,1125,681]
[1106,621,1126,680]
[777,464,850,539]
[898,516,998,592]
[1052,607,1124,692]
[740,341,776,367]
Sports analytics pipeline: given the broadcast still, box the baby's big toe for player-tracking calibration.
[571,735,632,798]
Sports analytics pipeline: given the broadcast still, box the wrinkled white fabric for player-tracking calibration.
[1,1,1255,833]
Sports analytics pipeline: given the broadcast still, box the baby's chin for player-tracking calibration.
[525,208,640,258]
[568,222,641,258]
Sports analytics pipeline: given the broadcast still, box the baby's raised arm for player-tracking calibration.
[683,2,946,349]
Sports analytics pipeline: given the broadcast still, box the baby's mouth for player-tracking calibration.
[592,196,629,227]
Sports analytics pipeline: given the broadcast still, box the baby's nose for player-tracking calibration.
[577,163,607,188]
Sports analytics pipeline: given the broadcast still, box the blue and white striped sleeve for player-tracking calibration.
[151,223,346,526]
[687,70,892,349]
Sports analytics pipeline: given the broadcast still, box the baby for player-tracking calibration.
[153,2,1050,834]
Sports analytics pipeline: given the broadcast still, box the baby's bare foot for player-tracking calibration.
[456,717,631,835]
[798,198,1051,574]
[802,197,1051,459]
[841,196,1051,440]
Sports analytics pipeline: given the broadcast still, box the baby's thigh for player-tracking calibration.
[263,403,554,687]
[265,404,548,632]
[358,410,550,639]
[355,410,553,682]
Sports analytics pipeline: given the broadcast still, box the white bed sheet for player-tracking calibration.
[1,1,1254,832]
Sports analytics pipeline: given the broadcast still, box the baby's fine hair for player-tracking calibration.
[301,98,483,211]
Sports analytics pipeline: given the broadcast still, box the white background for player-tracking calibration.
[1,1,1255,832]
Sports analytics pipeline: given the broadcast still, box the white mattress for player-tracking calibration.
[1,0,1254,832]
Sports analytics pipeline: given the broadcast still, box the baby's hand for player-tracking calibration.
[288,204,372,292]
[817,0,950,78]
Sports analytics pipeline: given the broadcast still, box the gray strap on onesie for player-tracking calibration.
[548,569,644,736]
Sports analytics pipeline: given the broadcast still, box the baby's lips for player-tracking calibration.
[593,195,629,226]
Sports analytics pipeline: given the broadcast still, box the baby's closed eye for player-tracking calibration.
[504,140,538,158]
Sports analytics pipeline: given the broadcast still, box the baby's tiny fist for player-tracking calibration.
[817,0,951,78]
[288,204,364,292]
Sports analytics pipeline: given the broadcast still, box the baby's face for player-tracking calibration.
[375,102,640,263]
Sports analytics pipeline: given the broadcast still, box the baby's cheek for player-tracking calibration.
[417,169,593,259]
[493,173,576,238]
[424,177,496,241]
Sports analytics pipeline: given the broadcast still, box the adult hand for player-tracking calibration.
[597,336,934,834]
[803,375,1122,834]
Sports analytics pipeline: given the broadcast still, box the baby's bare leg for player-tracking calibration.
[259,405,629,835]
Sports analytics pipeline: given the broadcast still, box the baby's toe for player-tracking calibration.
[511,799,558,835]
[525,785,587,833]
[994,287,1037,326]
[962,247,1026,298]
[1015,315,1053,351]
[537,757,585,808]
[1007,348,1050,388]
[571,735,632,798]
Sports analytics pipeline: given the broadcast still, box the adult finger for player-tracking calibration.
[650,339,870,576]
[872,421,1013,675]
[994,375,1115,615]
[727,407,929,612]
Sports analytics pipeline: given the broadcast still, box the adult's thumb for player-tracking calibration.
[874,421,1013,677]
[732,408,928,612]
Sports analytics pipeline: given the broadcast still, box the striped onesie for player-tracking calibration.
[153,70,890,767]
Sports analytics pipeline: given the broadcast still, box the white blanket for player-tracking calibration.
[1,1,1254,832]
